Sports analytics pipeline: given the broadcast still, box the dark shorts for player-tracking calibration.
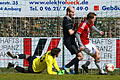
[27,56,37,73]
[64,42,80,55]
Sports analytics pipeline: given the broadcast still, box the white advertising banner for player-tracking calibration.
[90,38,116,69]
[0,37,117,69]
[0,0,120,17]
[0,37,63,67]
[64,38,116,69]
[0,37,23,67]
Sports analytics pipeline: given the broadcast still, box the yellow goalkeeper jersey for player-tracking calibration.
[32,51,60,74]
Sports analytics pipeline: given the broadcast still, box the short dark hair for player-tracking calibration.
[51,48,61,56]
[87,12,96,20]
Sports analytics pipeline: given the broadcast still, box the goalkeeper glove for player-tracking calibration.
[57,70,65,75]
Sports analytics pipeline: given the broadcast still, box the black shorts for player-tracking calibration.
[64,42,80,55]
[27,56,36,73]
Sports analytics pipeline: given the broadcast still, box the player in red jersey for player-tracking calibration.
[75,12,107,75]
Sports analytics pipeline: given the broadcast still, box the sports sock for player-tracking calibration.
[95,61,105,73]
[84,61,90,66]
[13,56,17,59]
[83,56,91,66]
[18,54,26,59]
[65,57,79,68]
[15,66,27,73]
[74,61,79,74]
[14,64,17,68]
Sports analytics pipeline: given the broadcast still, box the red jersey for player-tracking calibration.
[77,20,94,45]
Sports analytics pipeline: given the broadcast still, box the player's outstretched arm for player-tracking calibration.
[92,26,104,35]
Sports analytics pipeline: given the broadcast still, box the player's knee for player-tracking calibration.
[77,56,83,60]
[96,54,100,59]
[77,55,84,60]
[96,50,100,55]
[94,51,100,60]
[81,56,84,60]
[77,53,83,60]
[95,59,100,62]
[95,56,100,62]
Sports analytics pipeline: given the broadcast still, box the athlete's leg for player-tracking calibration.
[87,44,107,75]
[7,51,30,59]
[64,57,79,74]
[15,66,29,73]
[74,51,83,74]
[81,55,91,73]
[27,56,36,72]
[63,44,83,74]
[7,62,29,73]
[7,51,35,73]
[93,47,107,74]
[71,44,83,74]
[81,43,93,73]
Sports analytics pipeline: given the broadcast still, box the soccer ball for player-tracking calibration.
[106,63,115,72]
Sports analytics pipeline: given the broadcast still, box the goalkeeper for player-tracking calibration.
[7,48,64,75]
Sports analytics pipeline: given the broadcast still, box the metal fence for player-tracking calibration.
[0,17,120,38]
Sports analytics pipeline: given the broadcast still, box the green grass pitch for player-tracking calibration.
[0,68,120,80]
[0,73,120,80]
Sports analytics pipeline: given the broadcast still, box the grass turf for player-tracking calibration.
[0,73,120,80]
[0,68,120,80]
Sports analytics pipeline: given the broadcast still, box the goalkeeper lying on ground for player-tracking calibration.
[7,48,64,75]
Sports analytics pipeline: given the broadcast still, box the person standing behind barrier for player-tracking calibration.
[62,6,83,74]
